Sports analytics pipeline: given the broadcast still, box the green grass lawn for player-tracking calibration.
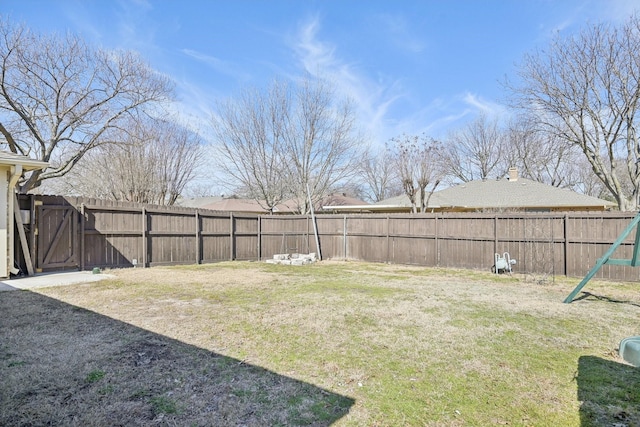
[3,261,640,426]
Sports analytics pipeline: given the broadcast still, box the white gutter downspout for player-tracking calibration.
[8,164,21,275]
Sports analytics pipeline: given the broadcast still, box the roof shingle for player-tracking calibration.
[376,177,615,211]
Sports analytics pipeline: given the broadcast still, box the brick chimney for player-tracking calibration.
[508,167,518,181]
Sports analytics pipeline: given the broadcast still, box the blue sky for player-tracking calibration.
[3,0,639,146]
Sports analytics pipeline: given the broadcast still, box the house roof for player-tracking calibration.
[178,196,224,208]
[199,193,369,214]
[200,198,270,213]
[0,151,48,171]
[319,193,369,210]
[375,177,616,211]
[323,172,616,213]
[200,198,296,214]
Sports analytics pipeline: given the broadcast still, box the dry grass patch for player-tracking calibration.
[2,260,640,426]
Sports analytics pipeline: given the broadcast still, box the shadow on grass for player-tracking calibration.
[0,290,354,426]
[573,291,640,308]
[577,355,640,426]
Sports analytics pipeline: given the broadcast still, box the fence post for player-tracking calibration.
[495,215,499,254]
[563,213,569,276]
[230,212,234,261]
[435,213,439,266]
[29,195,36,272]
[258,215,262,261]
[195,211,201,264]
[80,203,85,271]
[142,207,148,267]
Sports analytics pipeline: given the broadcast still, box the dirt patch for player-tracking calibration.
[0,285,353,426]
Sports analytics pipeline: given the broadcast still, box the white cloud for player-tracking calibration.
[538,0,640,40]
[290,16,518,145]
[375,13,425,54]
[294,16,339,73]
[292,16,407,144]
[389,97,472,139]
[113,0,159,52]
[60,1,104,43]
[600,0,640,22]
[462,93,507,118]
[182,49,251,81]
[170,81,217,135]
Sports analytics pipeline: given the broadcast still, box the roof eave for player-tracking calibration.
[0,159,49,171]
[322,204,411,213]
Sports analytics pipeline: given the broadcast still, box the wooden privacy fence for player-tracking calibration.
[17,195,640,282]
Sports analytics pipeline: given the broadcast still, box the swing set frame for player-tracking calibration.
[564,212,640,303]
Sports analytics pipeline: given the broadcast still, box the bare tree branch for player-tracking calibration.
[507,15,640,210]
[43,117,203,205]
[0,18,173,192]
[212,76,363,214]
[389,134,443,213]
[356,144,401,202]
[442,113,508,183]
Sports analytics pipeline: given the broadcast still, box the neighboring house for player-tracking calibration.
[196,193,369,214]
[177,196,223,208]
[199,198,293,214]
[323,168,616,213]
[318,193,369,212]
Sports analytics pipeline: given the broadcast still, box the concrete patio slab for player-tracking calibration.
[0,271,114,291]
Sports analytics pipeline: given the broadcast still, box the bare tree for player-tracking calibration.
[356,144,401,202]
[505,116,610,198]
[574,159,609,199]
[508,14,640,210]
[390,134,443,213]
[282,77,363,213]
[507,117,584,189]
[47,118,202,205]
[212,80,289,213]
[443,114,508,183]
[212,77,363,214]
[0,18,173,193]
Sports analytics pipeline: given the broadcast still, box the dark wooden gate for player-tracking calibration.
[37,205,78,271]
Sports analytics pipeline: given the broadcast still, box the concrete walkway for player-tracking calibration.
[0,271,114,291]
